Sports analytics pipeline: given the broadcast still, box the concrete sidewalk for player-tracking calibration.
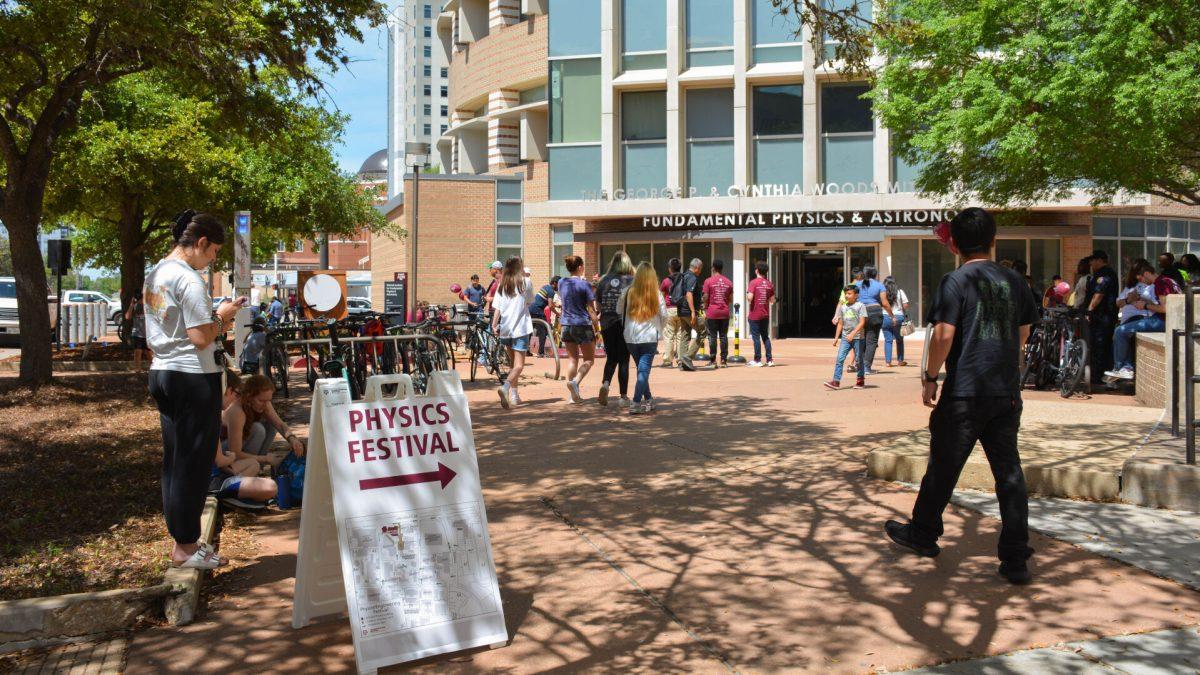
[118,340,1200,673]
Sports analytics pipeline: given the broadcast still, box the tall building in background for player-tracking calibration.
[387,0,451,198]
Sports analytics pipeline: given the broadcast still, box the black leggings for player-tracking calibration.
[861,305,884,371]
[600,323,630,396]
[150,369,222,546]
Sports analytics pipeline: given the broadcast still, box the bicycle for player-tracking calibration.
[1022,307,1089,398]
[464,315,509,383]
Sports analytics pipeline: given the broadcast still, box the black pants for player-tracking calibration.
[531,311,549,354]
[1089,315,1115,384]
[150,370,223,546]
[600,324,630,396]
[706,318,729,362]
[861,305,884,372]
[910,396,1033,563]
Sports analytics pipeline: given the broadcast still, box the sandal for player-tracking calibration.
[174,547,226,570]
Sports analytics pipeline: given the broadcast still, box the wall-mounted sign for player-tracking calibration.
[581,181,920,202]
[643,209,956,229]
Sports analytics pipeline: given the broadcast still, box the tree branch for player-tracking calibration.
[2,42,49,129]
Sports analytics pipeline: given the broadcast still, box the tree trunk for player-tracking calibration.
[1,193,54,385]
[117,199,147,315]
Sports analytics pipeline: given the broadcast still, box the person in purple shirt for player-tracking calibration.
[558,255,599,404]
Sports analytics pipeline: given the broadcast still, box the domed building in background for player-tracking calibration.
[358,148,388,183]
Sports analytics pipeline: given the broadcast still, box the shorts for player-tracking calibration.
[209,473,242,498]
[560,324,596,345]
[132,336,148,350]
[499,334,531,353]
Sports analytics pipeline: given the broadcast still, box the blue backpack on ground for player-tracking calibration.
[275,451,306,508]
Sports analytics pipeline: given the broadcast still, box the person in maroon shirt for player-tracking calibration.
[701,259,734,367]
[659,258,681,367]
[745,261,775,366]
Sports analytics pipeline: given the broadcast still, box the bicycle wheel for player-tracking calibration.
[1020,340,1042,389]
[271,345,290,398]
[1059,338,1088,398]
[469,340,480,382]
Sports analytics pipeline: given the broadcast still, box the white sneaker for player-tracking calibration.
[1103,369,1121,381]
[598,382,610,406]
[765,361,775,367]
[628,402,645,415]
[1114,367,1135,380]
[618,397,631,409]
[747,360,761,367]
[566,379,583,404]
[645,399,656,412]
[511,389,522,406]
[498,383,511,409]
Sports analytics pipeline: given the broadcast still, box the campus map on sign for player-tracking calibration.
[345,501,499,638]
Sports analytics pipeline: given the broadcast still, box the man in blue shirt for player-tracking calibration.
[267,296,284,326]
[462,274,486,315]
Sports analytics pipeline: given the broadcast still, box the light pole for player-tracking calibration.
[405,142,430,319]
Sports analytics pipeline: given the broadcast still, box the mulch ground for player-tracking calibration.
[0,344,134,363]
[0,373,256,601]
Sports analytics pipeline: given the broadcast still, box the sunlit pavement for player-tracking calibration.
[124,339,1200,673]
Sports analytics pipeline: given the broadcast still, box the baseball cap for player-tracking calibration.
[490,260,503,270]
[1089,250,1108,262]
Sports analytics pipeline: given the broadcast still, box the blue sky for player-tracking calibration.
[323,17,392,175]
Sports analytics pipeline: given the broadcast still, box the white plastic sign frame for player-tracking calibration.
[293,373,507,674]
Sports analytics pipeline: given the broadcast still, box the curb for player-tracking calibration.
[163,496,220,626]
[1120,460,1200,513]
[0,496,220,652]
[867,449,1121,501]
[0,361,136,373]
[0,585,174,654]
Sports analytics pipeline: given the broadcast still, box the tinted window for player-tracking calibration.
[821,83,873,133]
[0,281,14,299]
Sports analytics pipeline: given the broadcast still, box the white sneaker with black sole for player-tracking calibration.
[567,379,584,404]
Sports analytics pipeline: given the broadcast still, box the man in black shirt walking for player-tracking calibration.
[885,208,1038,585]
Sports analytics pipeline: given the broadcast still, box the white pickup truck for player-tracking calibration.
[0,276,62,342]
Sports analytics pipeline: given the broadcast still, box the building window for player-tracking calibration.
[424,65,431,77]
[549,0,600,57]
[423,123,431,135]
[440,105,448,116]
[276,241,286,252]
[621,0,666,71]
[519,85,547,105]
[496,180,524,261]
[686,0,733,67]
[621,91,667,192]
[552,225,574,277]
[549,53,602,200]
[821,0,871,62]
[424,4,432,18]
[686,88,734,195]
[440,124,447,135]
[423,45,431,58]
[753,0,803,64]
[820,82,873,191]
[440,85,448,97]
[752,84,803,187]
[1094,216,1200,279]
[441,67,448,78]
[891,141,925,193]
[423,104,431,116]
[424,26,431,38]
[424,84,431,96]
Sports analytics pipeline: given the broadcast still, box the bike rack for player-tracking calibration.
[278,332,447,398]
[1186,283,1197,465]
[531,317,562,381]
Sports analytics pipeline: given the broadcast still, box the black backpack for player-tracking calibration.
[669,273,688,311]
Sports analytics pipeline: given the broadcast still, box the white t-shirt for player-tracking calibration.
[617,288,668,344]
[891,288,910,318]
[144,259,218,374]
[491,282,534,338]
[1117,283,1154,324]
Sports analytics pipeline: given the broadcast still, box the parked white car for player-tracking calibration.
[0,277,17,338]
[346,297,373,316]
[62,290,121,324]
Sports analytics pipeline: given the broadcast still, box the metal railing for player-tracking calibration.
[531,317,562,381]
[1170,283,1198,465]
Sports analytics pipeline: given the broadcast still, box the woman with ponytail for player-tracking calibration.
[145,210,245,569]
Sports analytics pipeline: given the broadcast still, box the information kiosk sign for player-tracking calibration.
[293,374,507,673]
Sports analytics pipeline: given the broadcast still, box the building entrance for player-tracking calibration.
[775,249,845,338]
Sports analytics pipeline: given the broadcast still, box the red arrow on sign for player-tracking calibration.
[359,463,457,491]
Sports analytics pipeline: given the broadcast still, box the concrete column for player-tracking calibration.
[733,0,750,188]
[666,0,683,192]
[873,111,890,193]
[733,243,747,338]
[601,0,617,197]
[801,20,819,194]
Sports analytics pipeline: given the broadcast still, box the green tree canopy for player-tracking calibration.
[775,0,1200,207]
[0,0,385,383]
